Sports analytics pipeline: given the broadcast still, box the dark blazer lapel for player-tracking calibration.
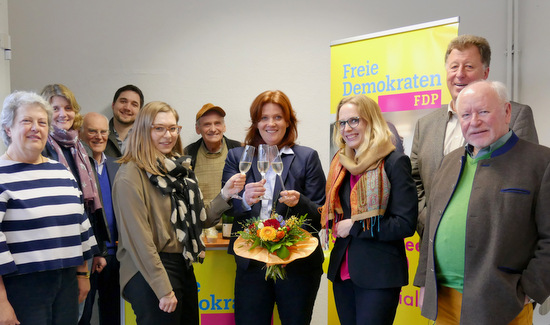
[270,152,295,216]
[105,157,120,186]
[279,152,295,192]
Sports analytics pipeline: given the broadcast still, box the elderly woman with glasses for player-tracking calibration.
[0,91,97,324]
[321,95,417,325]
[112,101,245,325]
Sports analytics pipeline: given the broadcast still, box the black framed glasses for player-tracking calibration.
[338,117,361,130]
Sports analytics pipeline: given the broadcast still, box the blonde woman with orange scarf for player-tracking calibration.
[321,95,417,325]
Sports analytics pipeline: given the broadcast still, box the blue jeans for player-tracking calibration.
[3,267,79,325]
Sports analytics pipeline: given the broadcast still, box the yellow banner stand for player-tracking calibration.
[330,17,459,114]
[328,18,459,325]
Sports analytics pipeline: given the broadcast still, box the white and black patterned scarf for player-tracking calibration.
[148,156,207,267]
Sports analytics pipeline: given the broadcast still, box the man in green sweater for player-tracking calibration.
[414,80,550,324]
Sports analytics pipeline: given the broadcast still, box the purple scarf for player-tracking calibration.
[48,125,102,214]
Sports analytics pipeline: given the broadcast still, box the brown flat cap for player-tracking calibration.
[196,103,226,121]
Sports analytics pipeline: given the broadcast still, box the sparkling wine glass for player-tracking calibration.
[232,145,255,199]
[269,146,286,191]
[257,144,270,199]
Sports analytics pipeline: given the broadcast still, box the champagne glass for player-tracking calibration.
[239,145,255,174]
[232,145,255,199]
[257,144,270,199]
[270,146,286,191]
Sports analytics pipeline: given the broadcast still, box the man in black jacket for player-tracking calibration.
[105,84,144,158]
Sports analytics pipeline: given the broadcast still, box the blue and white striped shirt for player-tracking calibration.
[0,159,98,276]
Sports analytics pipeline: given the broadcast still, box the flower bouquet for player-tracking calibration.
[234,213,318,281]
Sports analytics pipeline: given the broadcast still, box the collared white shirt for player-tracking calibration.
[242,146,294,219]
[444,102,465,155]
[93,152,107,175]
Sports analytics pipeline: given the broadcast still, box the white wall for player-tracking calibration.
[518,1,550,147]
[8,0,550,174]
[0,0,9,153]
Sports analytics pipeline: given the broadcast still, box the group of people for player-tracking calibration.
[0,33,549,325]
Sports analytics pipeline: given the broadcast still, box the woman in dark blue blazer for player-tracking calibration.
[321,95,417,325]
[222,90,326,325]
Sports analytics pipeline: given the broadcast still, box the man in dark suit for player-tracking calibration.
[414,80,550,324]
[105,84,144,158]
[79,112,121,325]
[411,35,538,237]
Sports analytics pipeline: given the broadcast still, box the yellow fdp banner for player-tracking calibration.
[330,18,459,114]
[329,18,459,325]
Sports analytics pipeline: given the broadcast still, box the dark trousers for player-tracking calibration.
[332,278,400,325]
[3,267,79,325]
[234,264,322,325]
[79,255,121,325]
[123,253,199,325]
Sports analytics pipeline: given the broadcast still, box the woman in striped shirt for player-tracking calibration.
[0,91,98,325]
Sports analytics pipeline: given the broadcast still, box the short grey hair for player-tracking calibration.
[456,80,509,109]
[1,91,53,146]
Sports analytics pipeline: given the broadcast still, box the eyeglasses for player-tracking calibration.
[151,124,182,135]
[87,129,110,137]
[338,117,361,130]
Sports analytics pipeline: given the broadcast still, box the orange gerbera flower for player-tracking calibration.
[259,226,277,241]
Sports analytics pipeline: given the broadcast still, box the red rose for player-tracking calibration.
[263,218,280,229]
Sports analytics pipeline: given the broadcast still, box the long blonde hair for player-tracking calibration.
[118,101,183,175]
[332,95,393,158]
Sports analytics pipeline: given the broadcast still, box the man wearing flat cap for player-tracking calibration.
[184,103,242,205]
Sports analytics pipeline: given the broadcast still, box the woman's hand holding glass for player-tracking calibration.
[231,145,255,200]
[222,173,246,201]
[268,145,300,207]
[244,179,267,206]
